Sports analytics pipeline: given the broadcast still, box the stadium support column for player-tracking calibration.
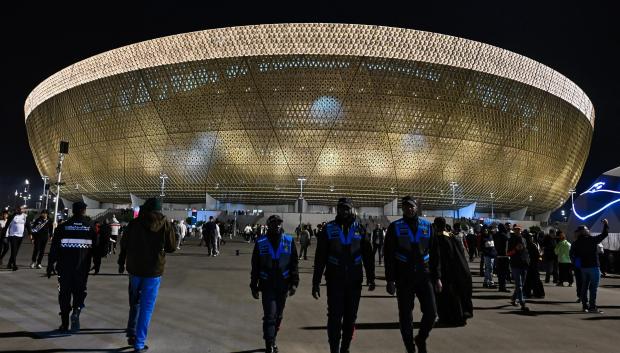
[534,211,551,223]
[383,198,398,216]
[82,195,100,209]
[458,202,477,219]
[130,193,145,209]
[510,207,528,221]
[205,192,217,210]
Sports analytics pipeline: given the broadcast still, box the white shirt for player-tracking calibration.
[215,224,221,239]
[110,218,121,236]
[8,214,27,237]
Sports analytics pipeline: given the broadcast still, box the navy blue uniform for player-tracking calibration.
[250,233,299,345]
[48,216,97,318]
[312,218,375,352]
[384,217,440,352]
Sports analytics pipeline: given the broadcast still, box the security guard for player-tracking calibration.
[312,198,375,353]
[47,201,97,332]
[250,215,299,353]
[384,196,441,353]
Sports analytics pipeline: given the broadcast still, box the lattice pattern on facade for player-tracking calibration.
[24,25,594,213]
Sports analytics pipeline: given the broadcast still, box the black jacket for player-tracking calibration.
[47,215,97,275]
[31,217,53,238]
[570,226,609,268]
[118,211,176,277]
[493,231,510,256]
[250,232,299,292]
[383,216,440,283]
[507,235,529,269]
[312,217,375,287]
[372,228,384,246]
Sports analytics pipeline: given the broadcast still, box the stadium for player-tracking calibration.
[24,23,594,216]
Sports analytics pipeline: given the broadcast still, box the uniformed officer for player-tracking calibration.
[47,201,98,332]
[384,196,441,353]
[250,214,299,353]
[312,198,375,353]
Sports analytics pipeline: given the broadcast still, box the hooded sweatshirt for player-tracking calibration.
[118,211,176,277]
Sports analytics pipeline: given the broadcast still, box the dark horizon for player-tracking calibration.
[1,2,618,212]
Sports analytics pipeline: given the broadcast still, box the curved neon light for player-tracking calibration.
[572,182,620,220]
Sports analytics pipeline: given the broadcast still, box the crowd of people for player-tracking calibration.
[0,195,614,353]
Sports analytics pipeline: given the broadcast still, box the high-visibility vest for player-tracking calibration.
[257,234,293,280]
[393,218,431,267]
[325,221,362,267]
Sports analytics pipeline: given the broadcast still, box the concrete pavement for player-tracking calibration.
[0,237,618,353]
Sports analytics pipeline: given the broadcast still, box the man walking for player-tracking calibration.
[372,224,385,265]
[507,226,530,311]
[118,198,176,352]
[312,198,375,353]
[493,223,511,292]
[570,219,609,313]
[384,196,441,353]
[3,205,31,271]
[46,201,97,332]
[298,225,311,260]
[250,215,299,353]
[30,209,53,269]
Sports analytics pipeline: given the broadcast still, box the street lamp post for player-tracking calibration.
[297,177,307,235]
[490,192,494,220]
[450,181,458,218]
[41,176,49,210]
[53,141,69,232]
[159,173,169,198]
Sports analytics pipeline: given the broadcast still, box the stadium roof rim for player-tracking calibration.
[24,23,595,126]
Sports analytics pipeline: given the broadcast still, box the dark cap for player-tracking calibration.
[401,196,417,207]
[337,197,353,208]
[141,198,162,212]
[72,201,87,213]
[267,214,283,223]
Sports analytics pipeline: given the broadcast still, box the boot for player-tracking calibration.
[414,335,427,353]
[340,340,351,353]
[70,307,81,332]
[404,337,416,353]
[265,341,275,353]
[58,312,69,332]
[329,341,340,353]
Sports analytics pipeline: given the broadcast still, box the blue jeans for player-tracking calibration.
[127,276,161,349]
[484,256,495,285]
[511,267,527,305]
[580,267,600,310]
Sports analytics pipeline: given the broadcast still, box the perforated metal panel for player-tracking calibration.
[24,24,594,213]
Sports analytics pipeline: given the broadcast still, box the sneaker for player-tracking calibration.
[127,336,136,346]
[568,283,573,287]
[70,308,81,332]
[521,305,530,312]
[510,300,517,306]
[57,325,69,333]
[176,247,181,250]
[133,345,149,352]
[576,298,582,303]
[36,264,42,269]
[12,265,18,271]
[556,282,564,287]
[30,262,36,269]
[587,307,604,314]
[414,335,427,353]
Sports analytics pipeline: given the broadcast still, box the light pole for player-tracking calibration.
[297,177,307,235]
[568,189,576,215]
[41,176,49,210]
[53,141,69,232]
[159,173,169,198]
[450,181,458,218]
[490,192,494,220]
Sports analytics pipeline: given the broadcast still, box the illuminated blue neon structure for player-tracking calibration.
[572,181,620,221]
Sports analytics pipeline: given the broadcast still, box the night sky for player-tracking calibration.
[1,2,618,211]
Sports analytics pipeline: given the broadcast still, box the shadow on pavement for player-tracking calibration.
[473,305,512,310]
[360,295,395,299]
[230,349,266,353]
[0,328,126,340]
[0,348,131,353]
[471,295,512,300]
[303,322,411,330]
[499,310,585,317]
[582,316,620,320]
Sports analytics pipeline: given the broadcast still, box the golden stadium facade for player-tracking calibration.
[25,23,594,213]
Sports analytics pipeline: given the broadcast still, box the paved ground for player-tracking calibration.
[0,237,618,353]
